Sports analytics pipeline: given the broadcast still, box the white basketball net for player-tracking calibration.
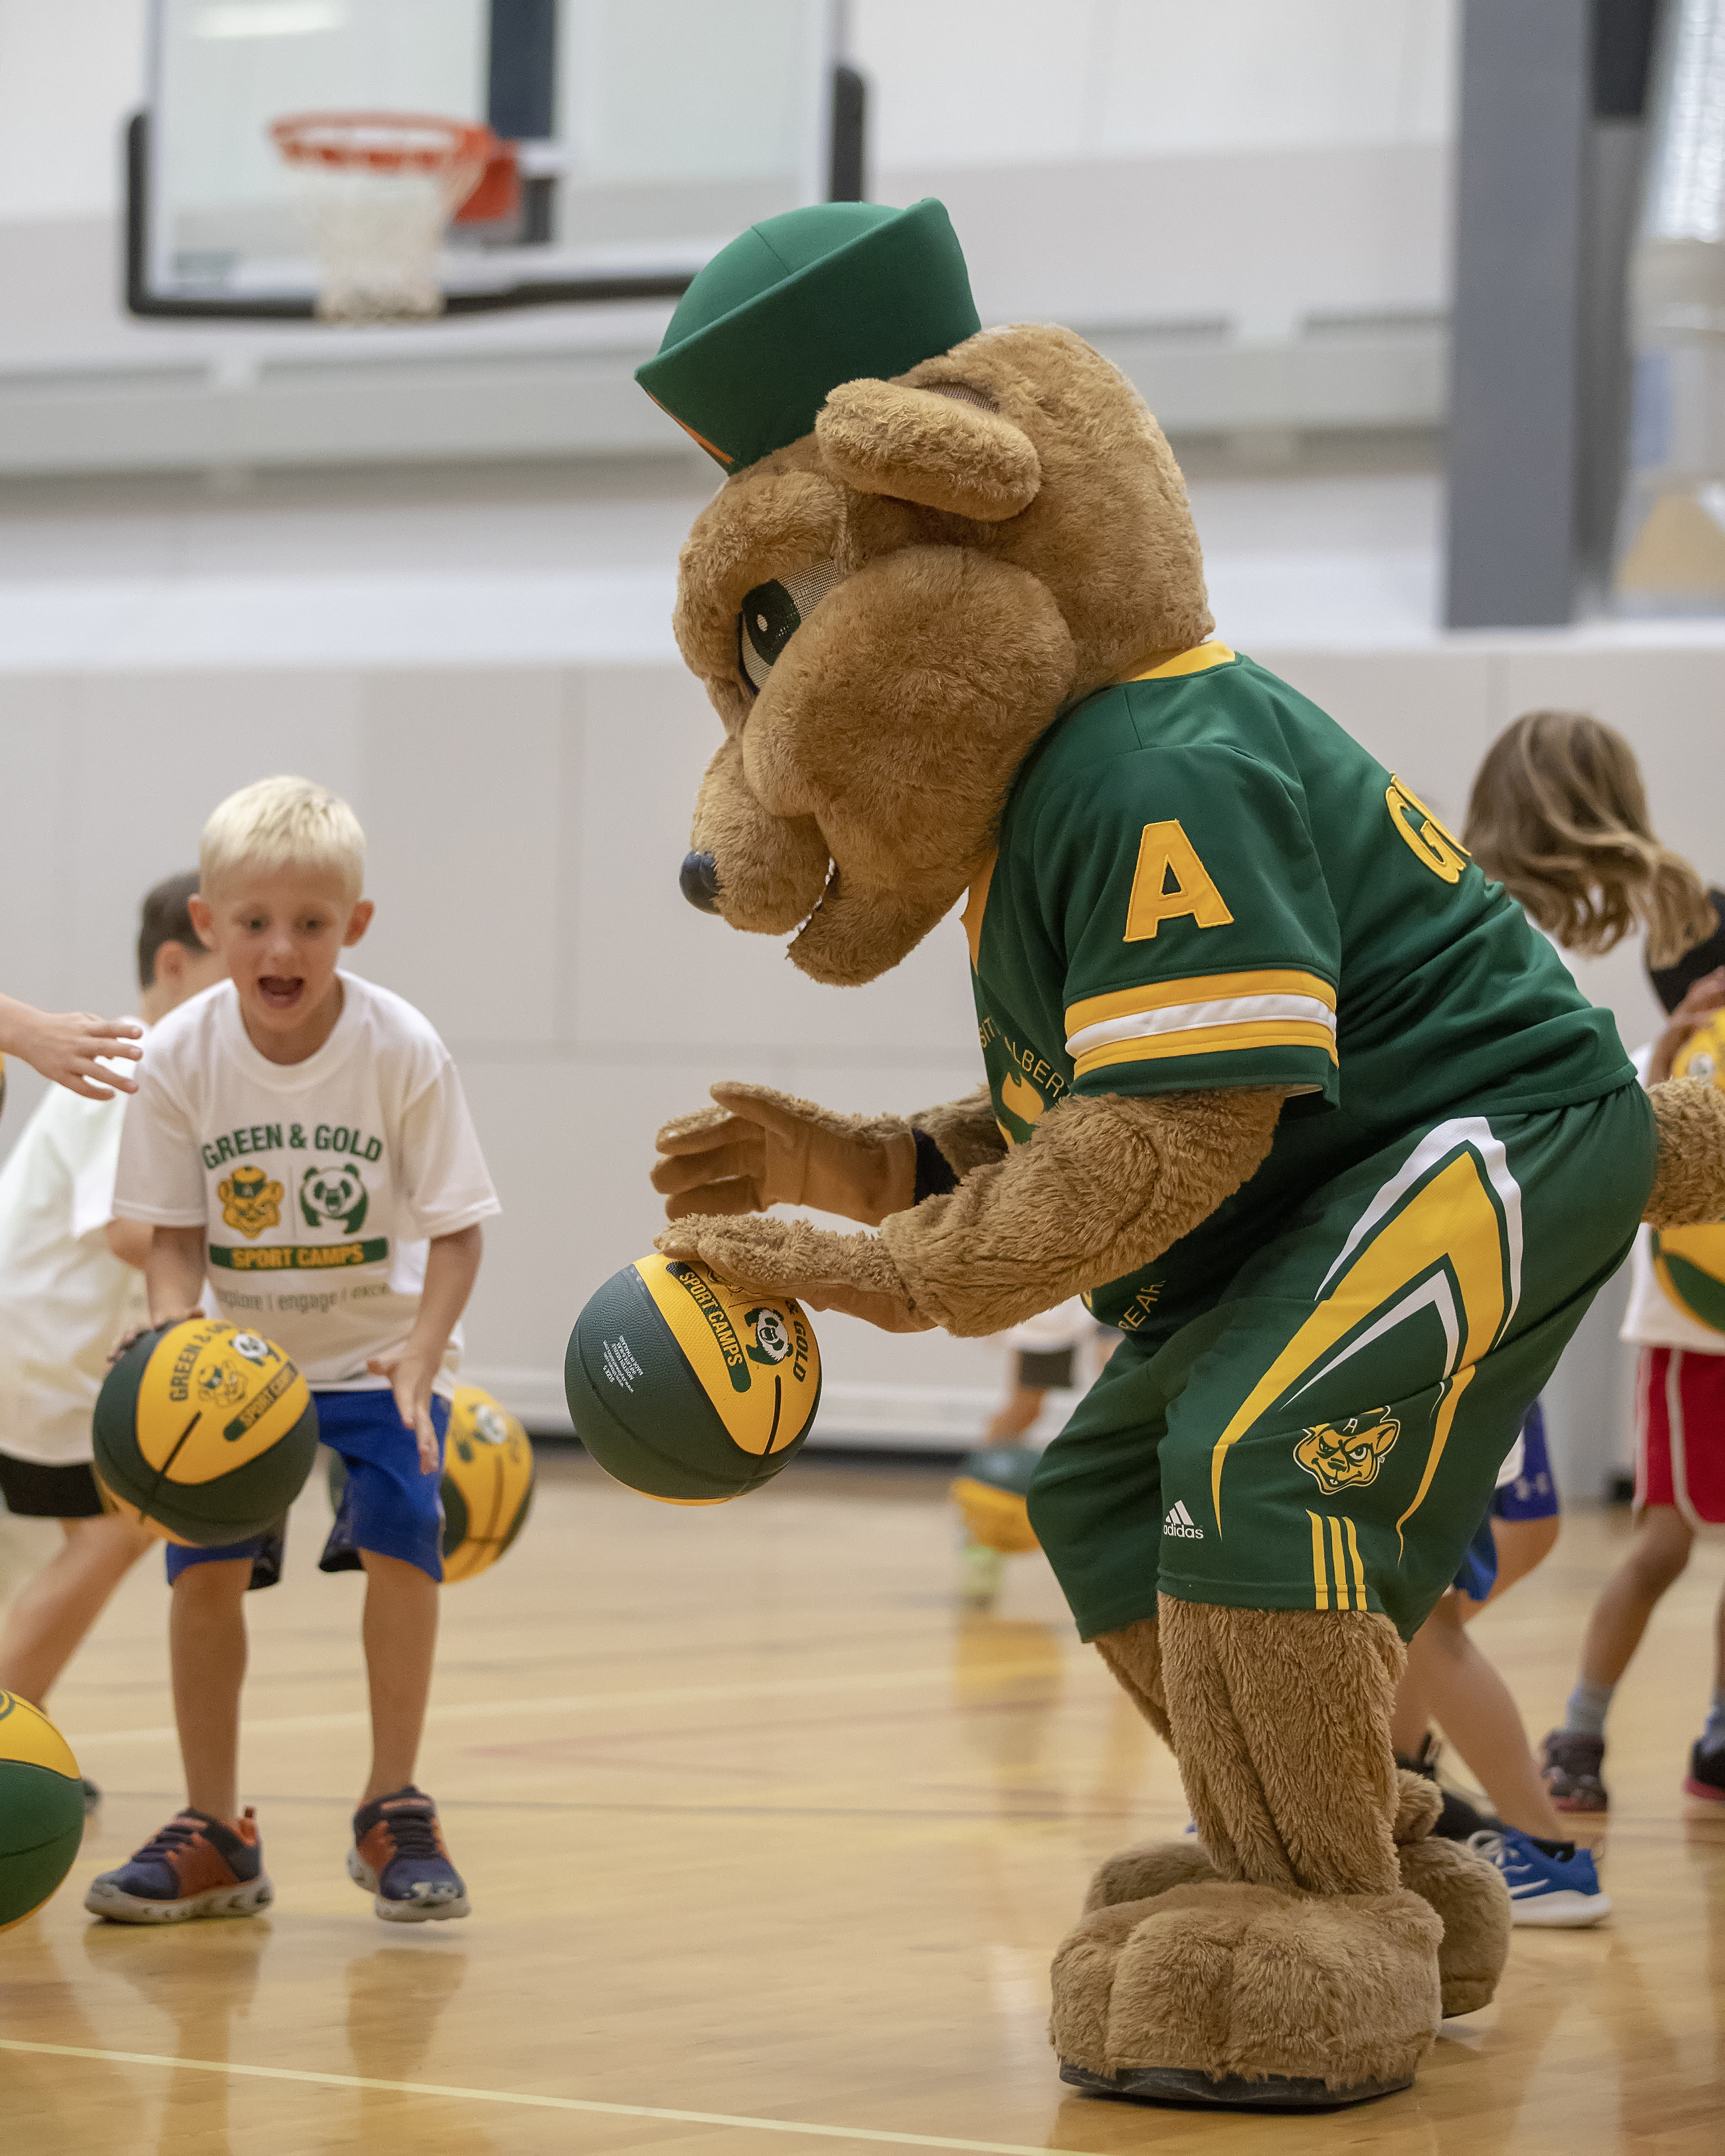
[270,113,491,324]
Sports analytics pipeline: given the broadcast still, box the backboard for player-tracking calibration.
[129,0,847,317]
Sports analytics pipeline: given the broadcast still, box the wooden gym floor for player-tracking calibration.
[2,1452,1722,2156]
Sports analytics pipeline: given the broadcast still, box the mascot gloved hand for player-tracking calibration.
[636,198,1725,2110]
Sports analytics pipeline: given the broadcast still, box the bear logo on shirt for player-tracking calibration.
[219,1165,283,1239]
[300,1164,369,1235]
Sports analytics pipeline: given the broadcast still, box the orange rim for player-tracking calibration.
[269,111,496,176]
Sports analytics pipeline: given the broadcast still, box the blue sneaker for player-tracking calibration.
[348,1786,469,1923]
[85,1806,272,1924]
[1467,1827,1611,1928]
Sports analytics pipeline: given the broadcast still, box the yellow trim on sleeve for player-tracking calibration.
[962,853,995,970]
[1065,969,1336,1037]
[1124,640,1236,682]
[1074,1018,1339,1078]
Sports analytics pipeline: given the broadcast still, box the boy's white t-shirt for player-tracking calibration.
[1622,1041,1725,1354]
[113,974,499,1393]
[0,1061,148,1465]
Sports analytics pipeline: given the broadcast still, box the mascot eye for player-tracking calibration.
[737,558,847,693]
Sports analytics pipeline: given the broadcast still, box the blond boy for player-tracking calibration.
[88,778,499,1925]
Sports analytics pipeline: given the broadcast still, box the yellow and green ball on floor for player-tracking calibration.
[0,1691,84,1932]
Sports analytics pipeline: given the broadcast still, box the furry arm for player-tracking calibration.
[656,1087,1283,1337]
[652,1082,1009,1227]
[1644,1077,1725,1228]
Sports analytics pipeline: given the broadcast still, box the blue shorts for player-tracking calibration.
[1490,1397,1558,1522]
[164,1389,449,1591]
[1450,1401,1559,1601]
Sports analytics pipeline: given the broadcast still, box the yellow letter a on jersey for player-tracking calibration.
[1124,819,1235,942]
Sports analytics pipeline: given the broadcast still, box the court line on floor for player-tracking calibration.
[63,1659,1073,1749]
[0,2039,1095,2156]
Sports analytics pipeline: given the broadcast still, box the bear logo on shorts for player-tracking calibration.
[300,1164,368,1234]
[219,1164,283,1238]
[1294,1411,1400,1495]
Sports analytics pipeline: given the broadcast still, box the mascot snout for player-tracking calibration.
[679,850,721,913]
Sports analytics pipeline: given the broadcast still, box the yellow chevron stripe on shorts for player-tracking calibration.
[1210,1117,1524,1534]
[1308,1511,1370,1611]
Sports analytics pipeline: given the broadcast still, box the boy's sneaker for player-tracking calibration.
[1540,1728,1609,1812]
[348,1787,469,1923]
[1467,1827,1611,1928]
[1682,1740,1725,1804]
[85,1807,271,1924]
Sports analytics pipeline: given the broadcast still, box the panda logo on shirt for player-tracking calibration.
[299,1164,369,1235]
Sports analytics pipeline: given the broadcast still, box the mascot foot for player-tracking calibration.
[1050,1879,1442,2109]
[1077,1772,1509,2024]
[1393,1769,1511,2017]
[1057,2060,1412,2110]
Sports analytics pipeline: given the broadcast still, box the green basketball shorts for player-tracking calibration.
[1027,1084,1656,1643]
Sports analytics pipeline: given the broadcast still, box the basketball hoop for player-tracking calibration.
[269,111,497,323]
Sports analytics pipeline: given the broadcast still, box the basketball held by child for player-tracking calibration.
[94,1317,319,1545]
[0,1691,85,1932]
[564,1254,820,1502]
[1654,1015,1725,1332]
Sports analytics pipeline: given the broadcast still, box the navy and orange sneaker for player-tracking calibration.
[348,1787,468,1923]
[85,1807,271,1923]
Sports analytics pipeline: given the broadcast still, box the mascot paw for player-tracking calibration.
[1049,1880,1442,2110]
[653,1215,933,1333]
[1081,1837,1219,1914]
[1392,1770,1511,2018]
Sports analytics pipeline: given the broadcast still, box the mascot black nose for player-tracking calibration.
[679,851,722,914]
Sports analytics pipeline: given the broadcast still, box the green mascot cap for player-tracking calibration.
[635,198,979,477]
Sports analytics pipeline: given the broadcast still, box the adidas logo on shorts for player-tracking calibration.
[1162,1499,1204,1540]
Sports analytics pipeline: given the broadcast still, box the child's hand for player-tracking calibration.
[2,1004,143,1099]
[366,1349,441,1473]
[1649,967,1725,1084]
[107,1311,201,1366]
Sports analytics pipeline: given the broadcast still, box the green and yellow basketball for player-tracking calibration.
[441,1386,536,1581]
[94,1318,319,1545]
[0,1691,85,1932]
[564,1254,820,1502]
[950,1444,1042,1554]
[1654,1016,1725,1335]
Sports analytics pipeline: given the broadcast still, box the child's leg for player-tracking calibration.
[359,1550,439,1803]
[170,1557,253,1820]
[0,1514,153,1707]
[1389,1652,1434,1759]
[1478,1513,1559,1604]
[1408,1594,1572,1841]
[1568,1503,1694,1721]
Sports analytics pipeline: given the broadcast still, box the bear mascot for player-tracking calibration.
[634,199,1725,2108]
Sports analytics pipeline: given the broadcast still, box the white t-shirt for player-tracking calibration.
[113,974,499,1393]
[0,1050,149,1465]
[1622,1041,1725,1355]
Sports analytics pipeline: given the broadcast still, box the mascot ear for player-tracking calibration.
[816,380,1040,523]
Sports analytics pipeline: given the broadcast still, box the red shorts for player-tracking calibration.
[1635,1346,1725,1528]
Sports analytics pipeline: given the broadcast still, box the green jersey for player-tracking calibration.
[964,643,1634,1338]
